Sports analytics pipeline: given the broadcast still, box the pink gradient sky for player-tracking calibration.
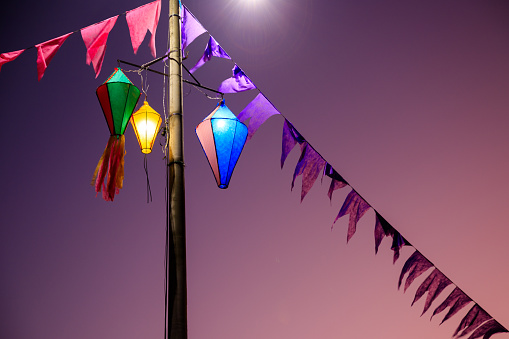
[1,1,508,338]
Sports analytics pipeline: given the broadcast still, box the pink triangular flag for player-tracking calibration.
[126,0,161,58]
[35,32,72,81]
[0,49,25,71]
[81,16,118,78]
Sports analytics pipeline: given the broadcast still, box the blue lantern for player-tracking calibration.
[196,100,248,189]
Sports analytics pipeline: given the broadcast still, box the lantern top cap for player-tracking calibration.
[103,68,134,85]
[203,100,237,121]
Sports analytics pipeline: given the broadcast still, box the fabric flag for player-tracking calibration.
[454,305,491,338]
[81,16,118,78]
[324,163,348,201]
[431,287,472,324]
[374,213,410,261]
[390,231,409,263]
[181,5,206,52]
[411,268,452,316]
[291,143,326,201]
[189,36,230,73]
[464,319,508,339]
[237,93,280,141]
[374,213,393,254]
[0,49,25,71]
[126,0,161,58]
[281,119,305,168]
[35,32,72,81]
[398,250,433,292]
[218,64,257,93]
[333,189,370,242]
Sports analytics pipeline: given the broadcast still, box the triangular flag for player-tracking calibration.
[35,32,73,81]
[218,64,257,93]
[333,189,370,242]
[281,119,305,168]
[189,36,231,73]
[181,5,206,52]
[398,250,433,292]
[324,164,348,201]
[454,305,491,338]
[126,0,161,58]
[81,16,118,78]
[291,143,326,201]
[237,93,280,141]
[431,287,472,324]
[0,49,25,71]
[411,269,452,316]
[465,319,508,339]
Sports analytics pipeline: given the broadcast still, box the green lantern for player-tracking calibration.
[92,68,141,201]
[96,68,141,136]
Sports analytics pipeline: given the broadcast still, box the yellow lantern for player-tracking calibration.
[131,101,162,154]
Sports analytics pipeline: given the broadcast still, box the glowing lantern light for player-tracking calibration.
[196,100,248,189]
[131,101,162,154]
[91,68,141,201]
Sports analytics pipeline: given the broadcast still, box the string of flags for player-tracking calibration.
[180,5,508,339]
[0,0,161,79]
[1,1,507,338]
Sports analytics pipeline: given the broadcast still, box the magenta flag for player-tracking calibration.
[333,189,370,242]
[431,287,472,324]
[126,0,161,58]
[237,93,280,141]
[281,120,305,169]
[291,143,326,201]
[399,251,433,292]
[189,36,230,74]
[181,5,206,52]
[218,64,256,93]
[81,16,118,78]
[36,32,72,81]
[0,49,25,71]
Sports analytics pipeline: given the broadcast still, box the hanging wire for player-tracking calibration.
[144,154,153,203]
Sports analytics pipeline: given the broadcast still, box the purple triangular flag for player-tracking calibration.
[189,36,230,73]
[454,305,491,338]
[466,319,508,339]
[324,163,348,201]
[399,250,433,292]
[218,64,256,93]
[391,231,409,263]
[181,5,206,52]
[291,143,326,201]
[281,119,305,169]
[432,287,472,324]
[333,189,371,242]
[411,268,452,316]
[237,93,280,142]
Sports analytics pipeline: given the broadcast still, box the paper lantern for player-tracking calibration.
[196,100,248,189]
[91,68,141,201]
[131,101,162,154]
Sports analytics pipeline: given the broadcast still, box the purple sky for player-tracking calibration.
[1,1,509,338]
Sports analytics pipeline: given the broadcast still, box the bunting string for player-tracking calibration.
[0,0,161,79]
[179,5,508,339]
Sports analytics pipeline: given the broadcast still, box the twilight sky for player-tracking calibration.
[1,1,509,339]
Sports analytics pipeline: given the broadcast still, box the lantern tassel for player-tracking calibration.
[91,135,126,201]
